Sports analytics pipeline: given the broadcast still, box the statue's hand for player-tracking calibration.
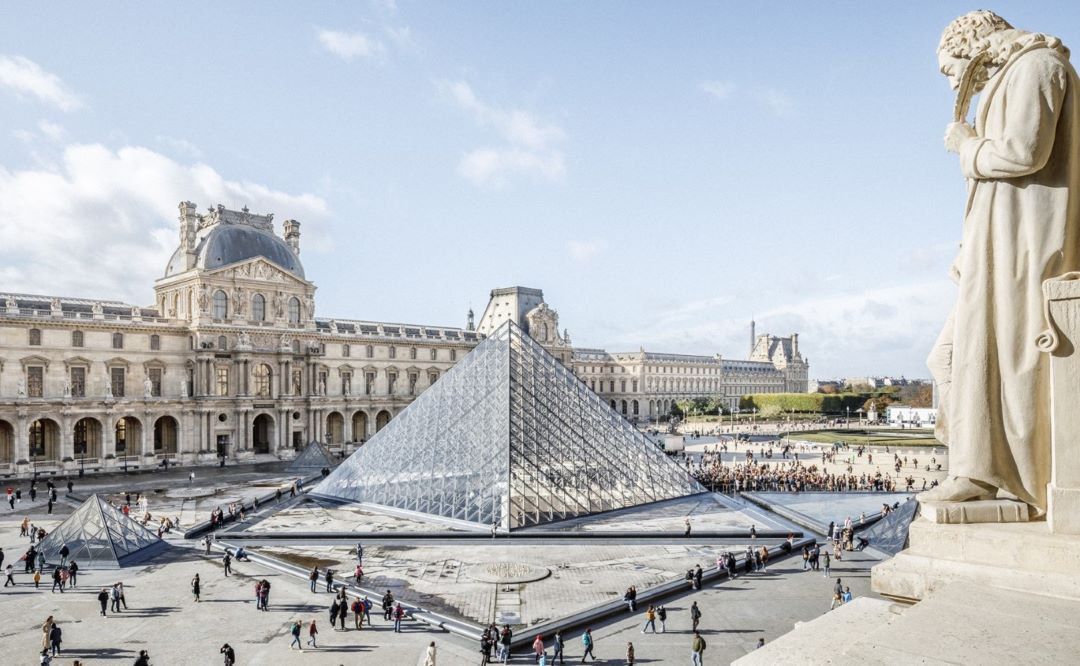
[944,121,976,154]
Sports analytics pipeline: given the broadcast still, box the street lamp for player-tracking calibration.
[846,406,851,428]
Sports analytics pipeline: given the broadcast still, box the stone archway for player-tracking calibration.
[73,417,103,459]
[29,418,61,463]
[115,416,142,457]
[0,419,13,465]
[252,413,275,455]
[352,411,368,442]
[375,410,391,432]
[153,415,179,455]
[326,411,344,444]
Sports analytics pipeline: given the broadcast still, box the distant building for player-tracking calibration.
[885,405,937,427]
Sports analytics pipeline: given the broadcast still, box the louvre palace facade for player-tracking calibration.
[0,202,807,477]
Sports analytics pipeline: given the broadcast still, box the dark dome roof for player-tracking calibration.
[164,224,305,278]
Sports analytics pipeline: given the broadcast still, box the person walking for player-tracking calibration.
[552,630,565,665]
[33,569,41,589]
[362,595,373,625]
[260,579,271,611]
[40,616,54,654]
[423,641,437,666]
[626,641,635,666]
[324,568,334,593]
[532,634,545,663]
[222,551,231,576]
[51,567,63,593]
[67,561,78,588]
[802,545,810,571]
[481,627,493,665]
[351,598,363,629]
[133,650,150,666]
[220,643,236,666]
[822,550,831,578]
[4,563,15,587]
[693,564,703,590]
[690,601,702,632]
[289,620,302,651]
[393,602,405,632]
[691,631,707,666]
[684,517,692,537]
[641,605,657,633]
[382,590,394,621]
[329,599,340,629]
[656,605,667,633]
[58,544,69,567]
[97,588,109,616]
[191,573,201,602]
[581,628,596,662]
[338,597,348,630]
[309,566,319,593]
[110,584,121,613]
[356,541,364,565]
[354,563,363,586]
[48,623,62,657]
[117,581,128,609]
[306,619,319,648]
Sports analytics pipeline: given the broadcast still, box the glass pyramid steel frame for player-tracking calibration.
[37,494,167,568]
[288,440,334,472]
[313,320,705,530]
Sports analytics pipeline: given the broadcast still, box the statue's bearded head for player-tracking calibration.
[937,10,1013,92]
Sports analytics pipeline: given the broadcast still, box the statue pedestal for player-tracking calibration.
[919,498,1029,524]
[871,517,1080,603]
[1043,273,1080,535]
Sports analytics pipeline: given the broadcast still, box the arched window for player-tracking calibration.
[253,364,272,396]
[217,335,227,350]
[28,328,41,346]
[212,290,228,319]
[71,330,84,347]
[288,297,301,324]
[342,344,350,358]
[541,323,549,341]
[149,334,160,351]
[252,293,266,322]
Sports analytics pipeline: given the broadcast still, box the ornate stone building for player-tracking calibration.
[0,202,807,477]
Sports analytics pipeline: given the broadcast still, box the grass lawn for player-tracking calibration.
[785,429,943,448]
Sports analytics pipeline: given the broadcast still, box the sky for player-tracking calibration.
[2,2,1079,379]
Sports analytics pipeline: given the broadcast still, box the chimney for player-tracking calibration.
[283,219,301,255]
[178,201,199,270]
[792,333,799,358]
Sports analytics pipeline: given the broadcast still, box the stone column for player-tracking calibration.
[1040,273,1080,534]
[102,412,116,461]
[141,414,153,458]
[15,412,29,464]
[60,413,74,466]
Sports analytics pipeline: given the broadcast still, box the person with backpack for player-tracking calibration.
[308,566,318,593]
[393,603,405,633]
[552,630,565,665]
[691,631,707,666]
[306,619,319,648]
[690,601,702,632]
[656,605,667,633]
[351,598,363,629]
[220,643,235,665]
[498,625,512,663]
[289,620,302,650]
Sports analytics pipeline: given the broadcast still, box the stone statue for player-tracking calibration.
[305,295,315,319]
[5,295,16,310]
[17,378,26,398]
[273,292,284,318]
[144,376,154,399]
[238,332,252,349]
[232,287,245,316]
[62,379,71,398]
[197,286,210,314]
[180,379,189,398]
[104,379,112,399]
[922,11,1080,514]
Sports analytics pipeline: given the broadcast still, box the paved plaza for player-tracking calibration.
[0,463,901,665]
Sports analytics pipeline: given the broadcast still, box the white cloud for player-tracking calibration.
[700,80,736,101]
[155,135,203,159]
[701,79,795,117]
[566,239,605,263]
[0,55,83,111]
[37,120,65,142]
[0,143,328,305]
[608,281,952,377]
[316,28,385,61]
[440,80,565,187]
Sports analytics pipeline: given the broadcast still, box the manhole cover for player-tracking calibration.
[465,562,551,584]
[579,579,593,585]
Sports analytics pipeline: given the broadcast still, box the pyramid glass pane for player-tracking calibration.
[313,320,704,530]
[37,495,165,569]
[288,441,334,472]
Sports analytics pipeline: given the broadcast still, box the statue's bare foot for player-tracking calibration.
[917,477,996,503]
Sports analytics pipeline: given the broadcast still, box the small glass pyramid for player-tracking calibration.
[37,494,167,569]
[313,320,705,530]
[287,441,334,472]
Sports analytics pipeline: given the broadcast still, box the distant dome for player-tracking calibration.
[164,224,304,278]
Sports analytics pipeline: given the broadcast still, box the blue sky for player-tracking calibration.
[2,2,1078,378]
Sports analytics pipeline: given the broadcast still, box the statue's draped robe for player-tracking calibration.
[931,36,1080,511]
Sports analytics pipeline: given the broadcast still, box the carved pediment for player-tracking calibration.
[20,354,51,368]
[206,258,308,287]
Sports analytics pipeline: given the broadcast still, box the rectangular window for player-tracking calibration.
[342,344,350,358]
[428,371,439,386]
[150,334,161,351]
[28,329,41,346]
[387,372,397,394]
[70,367,86,398]
[112,333,124,349]
[111,367,126,397]
[27,366,43,397]
[72,331,84,347]
[217,366,230,396]
[590,380,596,391]
[410,347,417,360]
[366,345,373,358]
[149,368,162,397]
[632,380,639,392]
[620,380,627,392]
[450,349,457,361]
[365,372,375,395]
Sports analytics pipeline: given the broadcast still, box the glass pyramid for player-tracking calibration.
[287,441,334,472]
[313,320,705,530]
[37,494,167,569]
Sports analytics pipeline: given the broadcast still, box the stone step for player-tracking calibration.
[736,581,1080,666]
[906,518,1080,575]
[733,597,899,665]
